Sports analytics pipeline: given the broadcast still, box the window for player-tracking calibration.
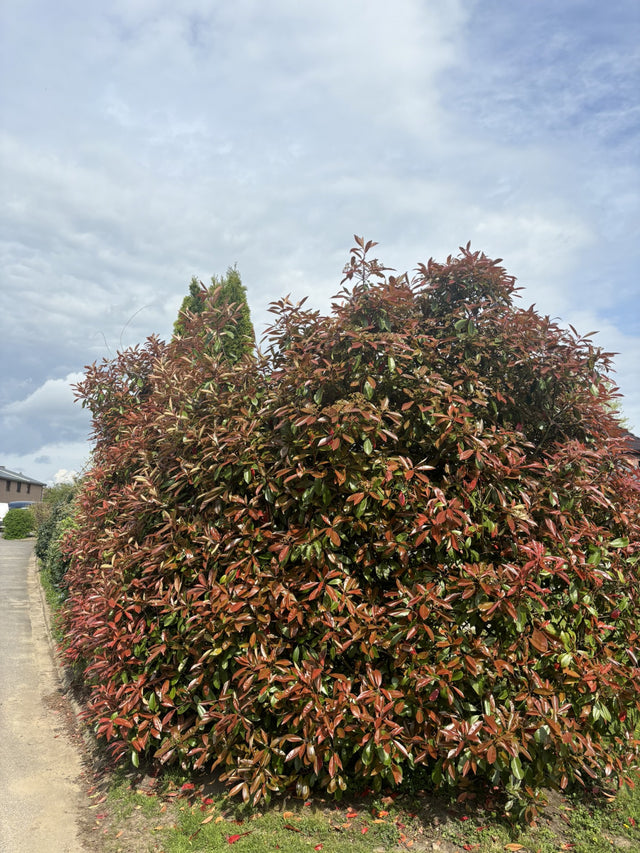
[5,480,9,491]
[27,484,31,494]
[16,482,21,493]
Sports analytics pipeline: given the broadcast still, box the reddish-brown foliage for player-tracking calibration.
[62,240,640,813]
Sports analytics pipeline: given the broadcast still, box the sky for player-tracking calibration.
[1,0,639,486]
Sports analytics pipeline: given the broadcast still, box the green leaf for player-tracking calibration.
[511,754,525,781]
[609,537,629,548]
[534,724,550,745]
[587,548,601,566]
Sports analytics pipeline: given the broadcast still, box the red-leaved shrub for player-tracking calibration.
[62,240,640,814]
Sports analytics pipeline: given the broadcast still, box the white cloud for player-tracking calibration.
[2,373,85,419]
[1,441,92,488]
[53,468,80,485]
[0,374,91,458]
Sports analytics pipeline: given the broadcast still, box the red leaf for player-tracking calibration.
[530,628,548,653]
[227,831,252,843]
[327,527,341,547]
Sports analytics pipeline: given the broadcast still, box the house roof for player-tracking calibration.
[0,466,47,487]
[622,431,640,456]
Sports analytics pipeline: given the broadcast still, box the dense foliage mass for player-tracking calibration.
[3,507,35,539]
[35,484,78,599]
[62,241,640,815]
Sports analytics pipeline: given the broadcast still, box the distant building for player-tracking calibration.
[622,431,640,469]
[0,466,46,503]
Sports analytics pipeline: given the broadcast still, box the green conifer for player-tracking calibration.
[173,267,254,362]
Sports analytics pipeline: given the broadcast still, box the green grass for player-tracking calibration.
[95,773,640,853]
[162,803,400,853]
[107,779,163,822]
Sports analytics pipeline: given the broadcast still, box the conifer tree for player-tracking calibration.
[173,266,254,362]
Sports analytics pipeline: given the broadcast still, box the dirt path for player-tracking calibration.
[0,539,92,852]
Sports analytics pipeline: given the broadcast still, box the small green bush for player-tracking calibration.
[35,488,74,562]
[32,483,77,535]
[36,488,78,596]
[3,508,35,539]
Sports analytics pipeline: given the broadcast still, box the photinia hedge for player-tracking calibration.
[62,241,640,815]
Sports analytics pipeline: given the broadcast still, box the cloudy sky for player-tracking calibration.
[1,0,639,486]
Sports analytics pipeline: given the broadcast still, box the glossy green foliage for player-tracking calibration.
[35,486,78,595]
[3,507,34,539]
[62,239,640,815]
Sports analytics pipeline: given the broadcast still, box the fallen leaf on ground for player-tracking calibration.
[504,845,525,851]
[227,831,252,844]
[201,815,214,824]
